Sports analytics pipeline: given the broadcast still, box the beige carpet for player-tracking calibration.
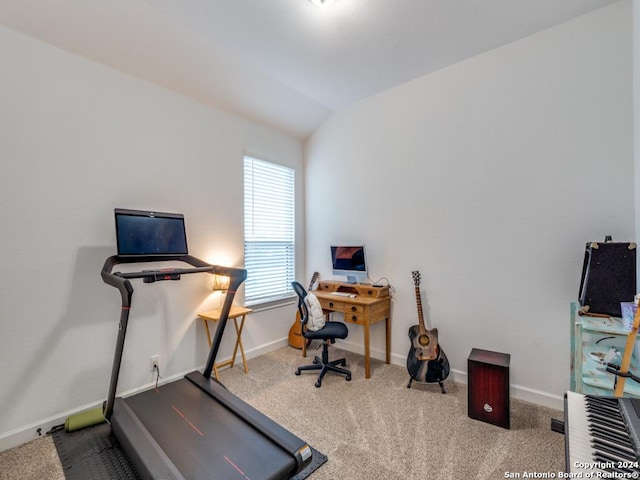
[219,346,565,480]
[0,345,566,480]
[0,434,63,480]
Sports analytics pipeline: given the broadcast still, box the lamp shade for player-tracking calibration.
[212,275,230,291]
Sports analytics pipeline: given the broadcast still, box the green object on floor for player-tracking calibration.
[65,406,106,432]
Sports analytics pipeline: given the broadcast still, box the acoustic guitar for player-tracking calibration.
[406,270,450,392]
[288,272,319,349]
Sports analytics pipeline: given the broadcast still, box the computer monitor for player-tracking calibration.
[330,245,367,284]
[115,208,188,256]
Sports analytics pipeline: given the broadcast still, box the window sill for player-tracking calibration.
[245,295,297,312]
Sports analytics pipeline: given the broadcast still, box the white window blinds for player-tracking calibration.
[243,156,295,304]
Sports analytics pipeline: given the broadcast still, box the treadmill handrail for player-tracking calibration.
[101,254,247,419]
[101,255,244,304]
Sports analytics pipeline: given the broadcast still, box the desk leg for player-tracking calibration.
[385,316,391,364]
[364,321,371,379]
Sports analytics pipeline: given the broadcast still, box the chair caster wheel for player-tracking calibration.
[295,369,301,376]
[346,374,351,381]
[315,380,322,388]
[313,358,319,365]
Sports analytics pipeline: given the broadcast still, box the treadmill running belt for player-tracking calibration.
[121,378,296,480]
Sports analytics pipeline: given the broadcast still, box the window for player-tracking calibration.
[243,156,295,305]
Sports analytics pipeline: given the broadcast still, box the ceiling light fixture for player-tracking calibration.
[309,0,337,7]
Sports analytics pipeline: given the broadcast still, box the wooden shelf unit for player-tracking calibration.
[570,302,640,398]
[316,280,389,299]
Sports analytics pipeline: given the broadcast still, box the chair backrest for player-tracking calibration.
[291,281,309,328]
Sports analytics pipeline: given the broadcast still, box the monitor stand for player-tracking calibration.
[345,275,357,284]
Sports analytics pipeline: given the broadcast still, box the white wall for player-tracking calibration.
[0,0,634,452]
[634,3,640,274]
[0,26,303,449]
[305,1,633,409]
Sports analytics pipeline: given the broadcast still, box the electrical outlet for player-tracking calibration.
[150,355,160,372]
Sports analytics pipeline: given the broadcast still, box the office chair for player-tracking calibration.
[292,281,351,387]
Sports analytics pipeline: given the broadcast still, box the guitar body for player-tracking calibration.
[406,271,450,392]
[288,272,319,349]
[288,311,305,349]
[407,325,450,384]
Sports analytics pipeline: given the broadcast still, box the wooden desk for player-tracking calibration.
[310,281,391,379]
[197,306,252,379]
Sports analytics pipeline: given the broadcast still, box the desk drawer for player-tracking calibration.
[344,312,365,325]
[319,299,347,311]
[345,304,364,314]
[345,304,365,325]
[318,299,365,324]
[319,300,363,314]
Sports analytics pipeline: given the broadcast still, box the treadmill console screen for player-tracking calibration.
[115,208,188,256]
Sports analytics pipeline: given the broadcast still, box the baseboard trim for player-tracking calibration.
[337,339,564,411]
[0,339,291,453]
[0,338,562,452]
[0,399,102,453]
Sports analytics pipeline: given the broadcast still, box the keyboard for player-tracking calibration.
[329,292,355,297]
[564,391,640,475]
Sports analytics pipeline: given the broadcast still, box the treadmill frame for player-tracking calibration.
[101,255,311,479]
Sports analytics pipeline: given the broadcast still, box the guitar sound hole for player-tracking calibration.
[418,336,430,347]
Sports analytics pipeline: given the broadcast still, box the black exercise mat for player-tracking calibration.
[290,446,327,480]
[52,423,139,479]
[52,422,327,480]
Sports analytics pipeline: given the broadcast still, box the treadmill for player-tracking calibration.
[101,209,312,480]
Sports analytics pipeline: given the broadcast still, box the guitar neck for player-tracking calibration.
[414,285,427,334]
[308,272,319,291]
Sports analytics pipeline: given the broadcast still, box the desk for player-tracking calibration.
[197,306,252,379]
[309,281,391,379]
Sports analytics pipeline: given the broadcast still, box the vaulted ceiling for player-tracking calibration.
[0,0,617,139]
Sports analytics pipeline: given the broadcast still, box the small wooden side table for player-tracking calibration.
[197,306,252,379]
